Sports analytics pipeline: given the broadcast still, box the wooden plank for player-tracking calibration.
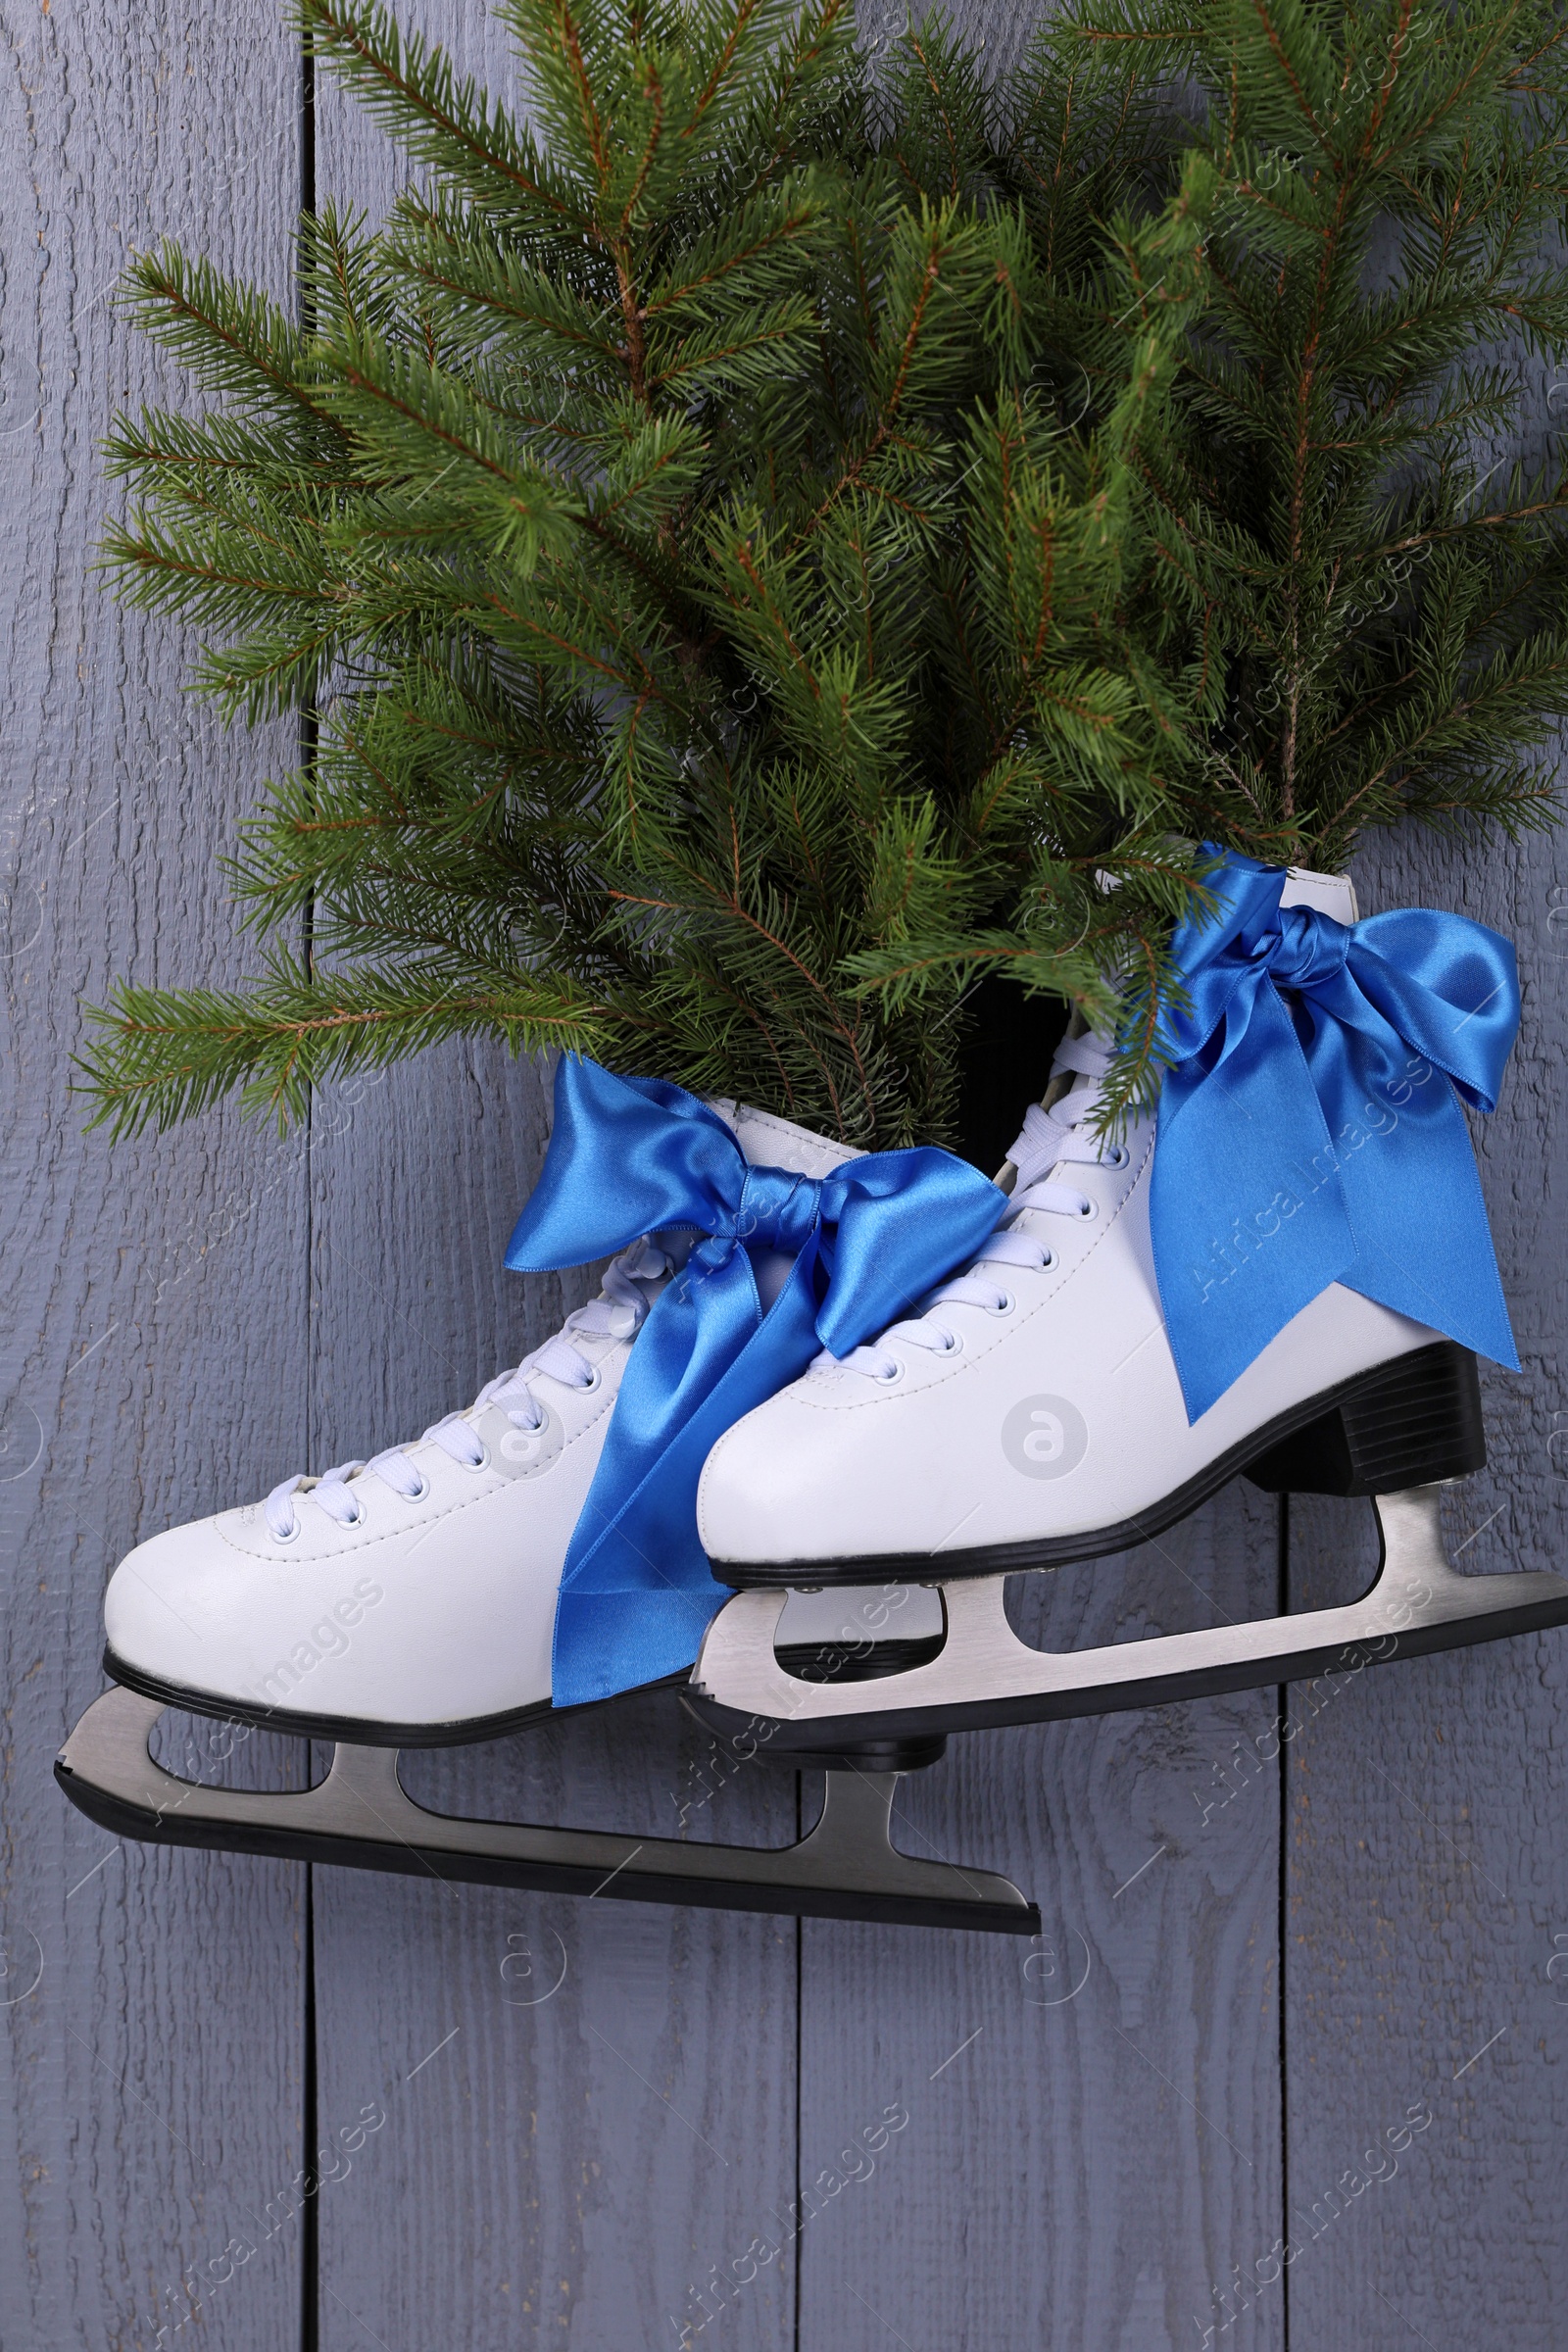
[313,1678,801,2351]
[1284,823,1568,2351]
[0,2,311,2346]
[797,1484,1289,2352]
[306,1051,804,2352]
[798,4,1286,2337]
[306,20,798,2346]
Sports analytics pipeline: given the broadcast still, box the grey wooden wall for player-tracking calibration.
[2,2,1565,2347]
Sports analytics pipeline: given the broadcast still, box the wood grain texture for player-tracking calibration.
[796,1487,1289,2352]
[307,18,799,2350]
[8,0,1566,2345]
[802,6,1286,2333]
[309,1690,802,2352]
[0,2,313,2347]
[1282,825,1568,2352]
[304,1053,806,2352]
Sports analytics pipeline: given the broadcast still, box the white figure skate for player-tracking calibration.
[689,871,1568,1755]
[58,1102,1032,1935]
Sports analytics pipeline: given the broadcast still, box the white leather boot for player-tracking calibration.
[102,1102,940,1742]
[697,871,1502,1589]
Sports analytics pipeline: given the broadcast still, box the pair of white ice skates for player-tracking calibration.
[59,867,1568,1934]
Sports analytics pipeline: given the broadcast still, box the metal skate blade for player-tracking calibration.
[692,1486,1568,1747]
[54,1686,1037,1936]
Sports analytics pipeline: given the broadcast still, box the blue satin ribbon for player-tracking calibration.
[505,1059,1005,1706]
[1151,851,1520,1421]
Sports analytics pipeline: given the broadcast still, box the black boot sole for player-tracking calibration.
[710,1341,1489,1591]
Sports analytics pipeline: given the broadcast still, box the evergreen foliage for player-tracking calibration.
[815,0,1568,1008]
[83,0,1213,1148]
[82,0,1568,1147]
[1072,0,1568,867]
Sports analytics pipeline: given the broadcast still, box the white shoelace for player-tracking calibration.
[264,1238,670,1541]
[832,1030,1124,1382]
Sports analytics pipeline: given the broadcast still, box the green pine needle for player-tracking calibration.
[84,0,1568,1151]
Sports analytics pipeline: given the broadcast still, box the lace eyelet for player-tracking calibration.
[271,1517,300,1545]
[988,1292,1016,1317]
[1038,1250,1056,1272]
[873,1358,904,1386]
[1103,1144,1130,1170]
[933,1329,962,1356]
[344,1499,368,1529]
[403,1473,429,1503]
[1077,1197,1099,1221]
[463,1443,492,1474]
[576,1364,603,1396]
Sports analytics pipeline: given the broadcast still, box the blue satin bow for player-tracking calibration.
[1152,851,1520,1421]
[506,1059,1005,1706]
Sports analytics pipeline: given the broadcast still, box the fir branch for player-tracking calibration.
[98,0,1568,1153]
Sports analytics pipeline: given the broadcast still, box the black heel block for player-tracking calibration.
[1244,1341,1487,1497]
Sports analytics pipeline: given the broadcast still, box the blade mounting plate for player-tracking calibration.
[55,1686,1038,1936]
